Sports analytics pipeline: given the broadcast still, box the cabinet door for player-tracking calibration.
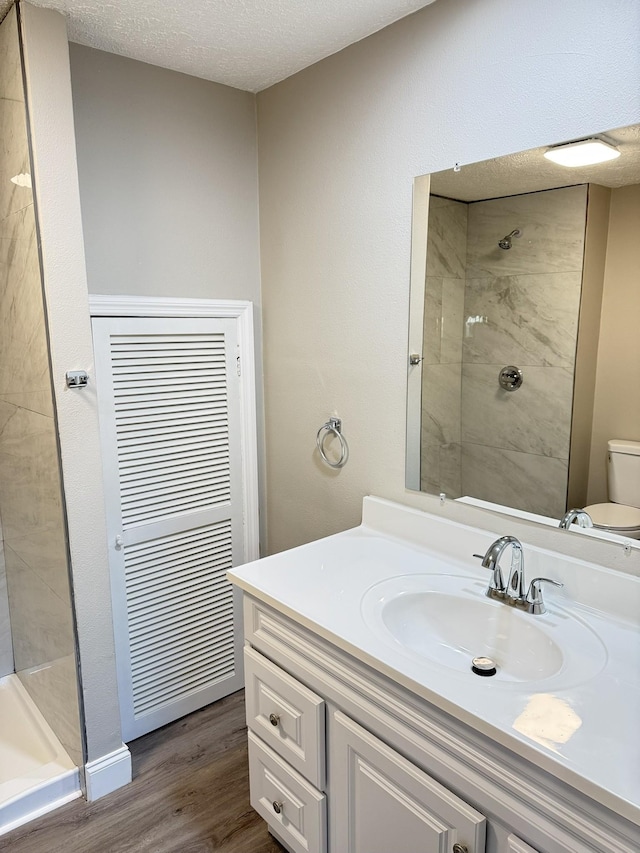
[330,710,485,853]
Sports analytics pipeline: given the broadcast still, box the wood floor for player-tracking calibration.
[3,690,284,852]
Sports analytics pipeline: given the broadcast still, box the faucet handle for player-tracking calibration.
[526,577,563,615]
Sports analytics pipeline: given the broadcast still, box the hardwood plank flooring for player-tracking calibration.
[3,690,284,853]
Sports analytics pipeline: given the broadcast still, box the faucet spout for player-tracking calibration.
[480,535,523,601]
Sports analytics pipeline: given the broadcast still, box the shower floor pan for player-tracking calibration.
[0,674,81,835]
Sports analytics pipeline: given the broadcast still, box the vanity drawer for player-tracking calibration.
[244,645,325,788]
[248,730,327,853]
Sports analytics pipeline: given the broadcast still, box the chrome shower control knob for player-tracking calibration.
[272,801,284,815]
[269,713,280,726]
[452,844,469,853]
[498,365,523,391]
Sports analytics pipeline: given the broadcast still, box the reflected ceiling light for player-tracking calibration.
[543,138,620,167]
[10,173,32,188]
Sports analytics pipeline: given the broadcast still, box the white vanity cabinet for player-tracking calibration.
[241,595,638,853]
[245,639,485,853]
[330,709,486,852]
[244,646,327,853]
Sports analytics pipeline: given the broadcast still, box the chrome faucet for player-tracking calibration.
[480,535,523,600]
[474,536,563,614]
[559,509,593,529]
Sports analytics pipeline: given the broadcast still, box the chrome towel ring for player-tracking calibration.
[316,416,349,469]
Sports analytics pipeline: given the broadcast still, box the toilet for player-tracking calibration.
[584,439,640,539]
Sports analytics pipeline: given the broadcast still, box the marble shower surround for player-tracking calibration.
[420,197,466,495]
[0,6,83,767]
[461,186,587,516]
[421,185,588,516]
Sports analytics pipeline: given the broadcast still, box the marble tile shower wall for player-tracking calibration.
[461,185,588,515]
[420,197,467,495]
[0,7,83,765]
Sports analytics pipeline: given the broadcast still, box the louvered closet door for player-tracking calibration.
[92,316,245,741]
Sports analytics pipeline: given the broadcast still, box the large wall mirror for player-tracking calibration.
[407,123,640,543]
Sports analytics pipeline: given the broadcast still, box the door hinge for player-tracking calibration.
[236,355,241,376]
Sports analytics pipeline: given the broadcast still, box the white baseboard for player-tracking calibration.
[84,745,132,801]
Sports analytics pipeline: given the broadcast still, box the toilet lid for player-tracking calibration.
[583,503,640,530]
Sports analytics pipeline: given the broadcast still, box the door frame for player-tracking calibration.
[89,295,260,567]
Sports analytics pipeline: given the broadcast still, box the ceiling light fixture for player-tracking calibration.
[543,138,620,167]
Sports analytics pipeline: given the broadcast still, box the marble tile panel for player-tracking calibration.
[0,206,52,404]
[422,276,443,365]
[0,390,55,418]
[18,654,84,768]
[4,544,76,672]
[461,442,568,518]
[420,442,462,499]
[426,196,468,279]
[466,185,588,278]
[462,272,582,367]
[441,277,465,364]
[0,402,66,542]
[0,99,33,221]
[421,362,462,446]
[461,364,573,458]
[0,546,14,677]
[9,526,72,603]
[0,7,25,104]
[423,276,465,365]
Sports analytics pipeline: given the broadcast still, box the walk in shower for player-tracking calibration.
[417,184,589,517]
[0,4,83,833]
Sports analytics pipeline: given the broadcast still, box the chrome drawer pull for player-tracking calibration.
[272,800,284,815]
[269,713,281,726]
[452,844,469,853]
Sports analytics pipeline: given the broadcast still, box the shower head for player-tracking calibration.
[498,229,521,250]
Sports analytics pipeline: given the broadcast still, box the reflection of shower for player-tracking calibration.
[498,229,521,249]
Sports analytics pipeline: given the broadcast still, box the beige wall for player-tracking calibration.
[257,0,640,559]
[69,42,267,555]
[587,183,640,504]
[568,184,610,509]
[68,43,260,305]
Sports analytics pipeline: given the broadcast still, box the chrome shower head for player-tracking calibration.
[498,229,521,250]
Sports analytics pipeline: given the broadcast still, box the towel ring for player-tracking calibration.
[316,417,349,469]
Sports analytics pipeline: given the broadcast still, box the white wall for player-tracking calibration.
[257,0,640,569]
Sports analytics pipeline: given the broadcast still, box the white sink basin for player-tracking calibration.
[361,573,607,688]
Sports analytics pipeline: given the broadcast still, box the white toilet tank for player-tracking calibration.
[608,439,640,507]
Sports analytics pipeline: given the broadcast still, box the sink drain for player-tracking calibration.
[471,656,497,677]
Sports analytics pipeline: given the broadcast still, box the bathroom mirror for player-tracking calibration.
[406,122,640,540]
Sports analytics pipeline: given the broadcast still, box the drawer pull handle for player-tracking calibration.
[453,845,469,853]
[272,800,284,815]
[269,713,281,727]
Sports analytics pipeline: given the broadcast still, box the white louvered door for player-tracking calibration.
[92,316,246,741]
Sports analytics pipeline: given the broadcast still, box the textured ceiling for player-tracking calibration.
[431,124,640,202]
[0,0,437,91]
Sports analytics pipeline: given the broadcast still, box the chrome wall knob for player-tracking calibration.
[269,713,280,726]
[272,800,284,815]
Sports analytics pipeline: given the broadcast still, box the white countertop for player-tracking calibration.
[228,496,640,827]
